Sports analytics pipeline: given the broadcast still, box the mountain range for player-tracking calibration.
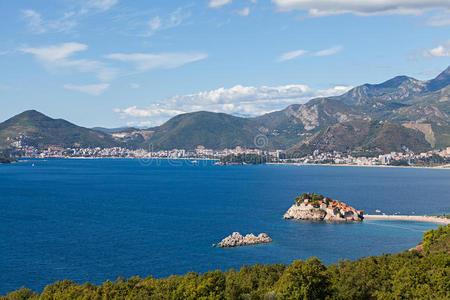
[1,65,449,156]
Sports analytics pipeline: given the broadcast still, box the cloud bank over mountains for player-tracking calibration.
[115,84,352,125]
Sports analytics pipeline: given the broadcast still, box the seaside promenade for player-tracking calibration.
[364,215,450,224]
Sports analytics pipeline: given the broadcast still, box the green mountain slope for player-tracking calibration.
[146,111,261,150]
[115,111,264,150]
[0,110,119,150]
[288,120,431,156]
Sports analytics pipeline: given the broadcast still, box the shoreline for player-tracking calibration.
[364,214,450,224]
[14,158,450,169]
[267,162,450,170]
[19,157,219,161]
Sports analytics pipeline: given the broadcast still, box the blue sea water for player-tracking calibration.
[0,159,449,294]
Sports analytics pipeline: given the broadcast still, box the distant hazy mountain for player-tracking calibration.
[427,66,450,92]
[92,127,137,134]
[334,66,450,104]
[334,76,427,104]
[1,65,449,154]
[0,110,119,149]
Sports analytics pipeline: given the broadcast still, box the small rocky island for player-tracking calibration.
[217,232,272,247]
[283,193,364,222]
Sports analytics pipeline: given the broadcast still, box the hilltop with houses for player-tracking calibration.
[283,193,364,222]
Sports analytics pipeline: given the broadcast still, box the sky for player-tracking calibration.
[1,0,449,128]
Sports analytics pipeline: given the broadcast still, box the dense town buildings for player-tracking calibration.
[11,141,450,167]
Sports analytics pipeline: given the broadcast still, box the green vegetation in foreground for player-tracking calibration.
[3,225,449,299]
[219,154,270,165]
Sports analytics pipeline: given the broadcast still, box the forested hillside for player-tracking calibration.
[3,225,448,299]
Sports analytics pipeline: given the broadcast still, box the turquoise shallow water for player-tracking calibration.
[0,159,449,294]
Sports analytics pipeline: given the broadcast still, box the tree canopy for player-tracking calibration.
[2,225,449,299]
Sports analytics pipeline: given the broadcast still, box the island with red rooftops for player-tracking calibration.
[283,193,364,222]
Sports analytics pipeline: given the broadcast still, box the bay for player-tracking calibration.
[0,159,449,294]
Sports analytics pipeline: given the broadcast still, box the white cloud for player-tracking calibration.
[87,0,118,11]
[143,8,191,36]
[209,0,232,8]
[21,42,117,81]
[22,9,45,33]
[424,11,450,26]
[116,106,185,118]
[64,83,110,95]
[277,49,308,62]
[22,42,87,61]
[271,0,450,16]
[105,52,207,71]
[22,9,77,34]
[148,16,162,31]
[114,84,352,124]
[423,40,450,57]
[313,45,343,56]
[130,83,140,89]
[237,7,250,16]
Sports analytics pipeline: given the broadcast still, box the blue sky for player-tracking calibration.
[1,0,449,128]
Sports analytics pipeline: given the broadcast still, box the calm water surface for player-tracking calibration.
[1,159,449,293]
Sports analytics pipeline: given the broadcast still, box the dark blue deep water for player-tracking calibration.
[1,159,449,294]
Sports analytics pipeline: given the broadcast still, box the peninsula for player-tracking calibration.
[283,193,364,222]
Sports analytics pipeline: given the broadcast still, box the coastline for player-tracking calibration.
[21,157,219,161]
[267,162,450,170]
[364,214,450,224]
[14,158,450,169]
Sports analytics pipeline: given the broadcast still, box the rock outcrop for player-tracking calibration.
[283,205,326,221]
[218,232,272,247]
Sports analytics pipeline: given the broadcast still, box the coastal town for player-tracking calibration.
[10,140,450,167]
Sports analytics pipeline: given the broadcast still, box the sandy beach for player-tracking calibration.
[364,214,450,224]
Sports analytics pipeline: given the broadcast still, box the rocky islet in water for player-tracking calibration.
[217,232,272,247]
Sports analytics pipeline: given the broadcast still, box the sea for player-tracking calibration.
[0,158,449,294]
